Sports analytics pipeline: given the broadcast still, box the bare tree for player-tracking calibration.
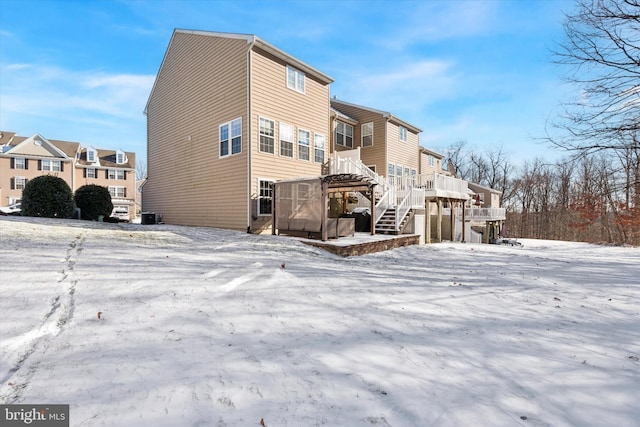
[549,0,640,155]
[136,160,147,181]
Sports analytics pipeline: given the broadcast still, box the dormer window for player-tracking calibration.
[286,65,305,94]
[87,148,96,163]
[116,150,125,164]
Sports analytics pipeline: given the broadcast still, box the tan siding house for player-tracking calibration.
[0,131,136,219]
[330,99,421,178]
[144,29,333,232]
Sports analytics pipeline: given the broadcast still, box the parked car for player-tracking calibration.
[111,207,130,222]
[0,203,21,215]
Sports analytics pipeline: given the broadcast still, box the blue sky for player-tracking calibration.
[0,0,575,165]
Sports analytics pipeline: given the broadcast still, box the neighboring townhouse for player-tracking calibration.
[0,131,136,220]
[75,146,137,221]
[143,29,332,231]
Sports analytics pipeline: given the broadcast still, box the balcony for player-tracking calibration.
[454,207,506,221]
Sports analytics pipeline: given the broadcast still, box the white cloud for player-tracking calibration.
[0,63,155,120]
[333,59,462,123]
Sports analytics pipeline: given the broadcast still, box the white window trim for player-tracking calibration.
[86,168,97,179]
[87,149,96,163]
[286,65,305,94]
[314,133,326,164]
[14,157,26,169]
[297,128,311,161]
[108,185,126,198]
[219,117,242,158]
[116,150,126,165]
[14,176,27,190]
[335,121,354,148]
[279,122,294,158]
[362,122,374,147]
[42,159,62,172]
[257,178,275,216]
[258,116,276,155]
[399,126,407,142]
[108,169,125,180]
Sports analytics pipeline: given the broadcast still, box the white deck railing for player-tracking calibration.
[454,207,506,221]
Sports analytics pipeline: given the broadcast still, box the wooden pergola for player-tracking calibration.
[272,174,377,241]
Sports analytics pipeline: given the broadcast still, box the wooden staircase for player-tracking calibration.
[375,207,415,235]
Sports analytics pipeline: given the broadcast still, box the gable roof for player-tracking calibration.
[145,29,334,113]
[420,146,445,159]
[331,98,422,133]
[1,133,77,159]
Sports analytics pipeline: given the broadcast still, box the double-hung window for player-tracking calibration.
[362,122,373,147]
[116,150,125,164]
[286,66,305,93]
[87,149,96,163]
[399,126,407,142]
[13,157,26,169]
[388,164,395,177]
[12,176,27,190]
[257,179,275,216]
[314,133,325,163]
[109,186,126,198]
[259,117,275,154]
[108,169,125,180]
[86,168,97,179]
[220,118,242,157]
[280,123,294,158]
[336,121,353,148]
[298,129,310,161]
[41,159,61,171]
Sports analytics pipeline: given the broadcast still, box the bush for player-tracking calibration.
[21,175,75,218]
[74,184,113,221]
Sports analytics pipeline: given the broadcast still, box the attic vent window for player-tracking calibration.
[34,138,42,146]
[286,65,305,94]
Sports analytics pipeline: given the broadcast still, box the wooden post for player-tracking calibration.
[449,198,455,241]
[461,200,466,243]
[271,183,277,235]
[425,199,431,244]
[370,184,376,235]
[321,181,329,241]
[437,199,442,242]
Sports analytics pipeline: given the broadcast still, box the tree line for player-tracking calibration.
[444,140,639,246]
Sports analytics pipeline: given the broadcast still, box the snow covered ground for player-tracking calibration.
[1,216,638,427]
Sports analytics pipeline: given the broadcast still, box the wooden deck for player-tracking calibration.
[300,233,420,257]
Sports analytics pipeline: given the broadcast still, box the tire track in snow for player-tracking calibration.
[0,232,85,402]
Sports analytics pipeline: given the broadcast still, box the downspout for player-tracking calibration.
[246,37,256,233]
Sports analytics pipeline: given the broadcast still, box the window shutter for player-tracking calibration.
[105,170,109,179]
[25,159,29,170]
[10,158,14,169]
[124,171,127,180]
[60,162,64,172]
[10,178,15,190]
[124,188,127,198]
[83,168,87,178]
[38,160,42,170]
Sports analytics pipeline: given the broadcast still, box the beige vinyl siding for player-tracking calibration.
[0,156,74,205]
[249,47,330,232]
[385,121,419,174]
[144,32,249,229]
[329,103,387,175]
[419,150,442,175]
